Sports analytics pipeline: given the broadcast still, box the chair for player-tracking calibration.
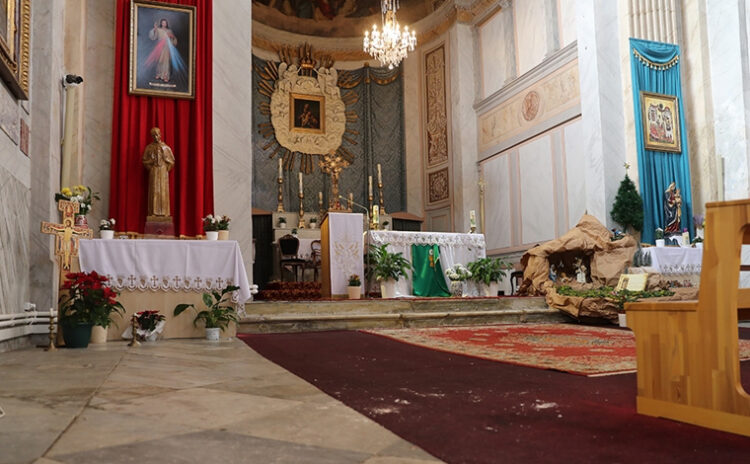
[304,240,322,282]
[278,234,306,282]
[510,270,524,295]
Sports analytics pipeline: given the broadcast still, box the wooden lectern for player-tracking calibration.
[321,213,364,298]
[625,199,750,436]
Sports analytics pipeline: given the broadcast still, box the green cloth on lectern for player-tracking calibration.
[411,244,450,297]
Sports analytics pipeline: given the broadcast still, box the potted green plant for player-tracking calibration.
[382,220,390,231]
[173,285,240,340]
[278,216,287,228]
[347,274,362,299]
[445,264,472,297]
[203,214,219,240]
[309,217,318,229]
[692,236,703,249]
[368,244,412,298]
[217,215,231,240]
[99,218,116,240]
[655,228,665,247]
[58,271,124,347]
[467,257,509,297]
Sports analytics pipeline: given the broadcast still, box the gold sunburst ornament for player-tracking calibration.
[363,0,417,70]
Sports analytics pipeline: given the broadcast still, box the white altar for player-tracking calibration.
[367,231,487,297]
[78,239,251,340]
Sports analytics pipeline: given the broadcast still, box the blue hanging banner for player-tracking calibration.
[630,38,694,243]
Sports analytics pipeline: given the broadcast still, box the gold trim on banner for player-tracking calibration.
[372,71,401,86]
[633,49,679,70]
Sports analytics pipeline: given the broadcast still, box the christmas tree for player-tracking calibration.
[611,165,643,234]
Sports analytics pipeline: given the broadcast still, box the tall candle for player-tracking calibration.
[349,192,353,204]
[368,176,373,196]
[469,210,476,228]
[377,164,382,184]
[278,158,283,179]
[298,172,303,193]
[319,191,323,203]
[372,205,379,225]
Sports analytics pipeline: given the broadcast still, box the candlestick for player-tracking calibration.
[298,192,306,229]
[368,176,373,197]
[469,209,476,234]
[128,314,140,347]
[348,192,354,211]
[368,192,373,222]
[378,180,386,215]
[277,176,285,212]
[377,164,382,184]
[318,191,324,216]
[372,205,380,230]
[44,308,56,351]
[298,172,303,193]
[278,157,283,179]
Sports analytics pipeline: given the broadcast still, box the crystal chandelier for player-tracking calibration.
[363,0,417,70]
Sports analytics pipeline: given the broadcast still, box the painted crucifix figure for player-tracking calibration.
[41,200,93,272]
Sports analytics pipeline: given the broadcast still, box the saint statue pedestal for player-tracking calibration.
[144,215,175,238]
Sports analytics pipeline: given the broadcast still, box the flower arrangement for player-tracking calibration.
[654,228,664,240]
[693,214,705,230]
[445,264,472,282]
[202,214,219,232]
[217,215,231,231]
[59,271,124,328]
[348,274,361,287]
[135,310,166,332]
[99,218,116,231]
[55,185,99,215]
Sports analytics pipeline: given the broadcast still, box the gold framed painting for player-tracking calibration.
[129,0,196,99]
[0,0,30,100]
[289,93,325,134]
[640,91,681,153]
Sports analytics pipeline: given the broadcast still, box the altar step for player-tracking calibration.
[239,297,570,334]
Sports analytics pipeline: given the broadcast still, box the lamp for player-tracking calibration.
[363,0,416,70]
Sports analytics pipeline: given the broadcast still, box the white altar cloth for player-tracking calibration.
[642,246,703,275]
[367,231,486,297]
[79,239,252,304]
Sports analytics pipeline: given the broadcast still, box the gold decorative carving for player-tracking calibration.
[479,60,580,152]
[0,0,30,99]
[425,45,448,168]
[271,63,346,156]
[428,168,450,204]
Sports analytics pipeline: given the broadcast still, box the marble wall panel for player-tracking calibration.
[213,0,254,279]
[563,118,585,229]
[482,154,512,250]
[0,169,30,315]
[558,0,577,47]
[514,0,548,76]
[479,7,514,98]
[519,135,555,245]
[402,53,423,218]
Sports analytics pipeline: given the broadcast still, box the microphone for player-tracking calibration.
[339,195,370,213]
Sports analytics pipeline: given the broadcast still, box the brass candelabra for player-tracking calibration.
[44,309,56,351]
[298,192,306,229]
[277,177,285,212]
[378,181,386,215]
[128,314,140,347]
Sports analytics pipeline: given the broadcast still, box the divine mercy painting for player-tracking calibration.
[640,91,681,153]
[129,1,195,99]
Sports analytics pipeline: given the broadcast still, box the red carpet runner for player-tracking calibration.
[365,324,750,376]
[239,327,750,464]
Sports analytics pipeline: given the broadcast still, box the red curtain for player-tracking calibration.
[109,0,213,237]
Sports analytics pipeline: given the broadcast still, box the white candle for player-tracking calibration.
[377,164,382,184]
[319,191,323,203]
[349,192,353,204]
[298,172,303,193]
[470,210,476,227]
[278,158,283,179]
[369,176,373,196]
[372,205,379,225]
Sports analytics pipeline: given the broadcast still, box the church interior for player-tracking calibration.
[2,0,750,462]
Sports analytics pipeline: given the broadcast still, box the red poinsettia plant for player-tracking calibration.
[59,271,124,327]
[135,310,166,332]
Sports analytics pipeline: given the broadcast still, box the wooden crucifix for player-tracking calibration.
[41,200,93,273]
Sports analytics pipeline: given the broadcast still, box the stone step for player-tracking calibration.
[239,297,570,334]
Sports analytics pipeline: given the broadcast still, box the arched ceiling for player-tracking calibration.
[253,0,446,38]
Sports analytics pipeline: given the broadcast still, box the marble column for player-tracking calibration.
[449,23,479,232]
[576,0,627,227]
[29,0,67,313]
[402,53,423,217]
[705,0,750,200]
[213,0,254,285]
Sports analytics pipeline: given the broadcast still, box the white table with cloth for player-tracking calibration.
[78,239,251,340]
[640,246,703,286]
[367,231,487,297]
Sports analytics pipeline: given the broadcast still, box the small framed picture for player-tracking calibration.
[129,0,196,99]
[615,273,648,292]
[289,93,325,134]
[640,91,681,153]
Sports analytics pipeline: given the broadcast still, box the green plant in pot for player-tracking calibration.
[367,244,412,298]
[467,257,510,297]
[173,285,240,340]
[58,271,124,348]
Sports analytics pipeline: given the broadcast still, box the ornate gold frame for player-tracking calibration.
[0,0,30,100]
[289,92,325,134]
[129,0,196,99]
[640,91,681,153]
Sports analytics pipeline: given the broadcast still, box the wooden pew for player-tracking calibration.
[625,199,750,437]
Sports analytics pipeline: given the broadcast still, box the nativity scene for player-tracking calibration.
[2,1,750,463]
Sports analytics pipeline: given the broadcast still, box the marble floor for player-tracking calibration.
[0,339,443,464]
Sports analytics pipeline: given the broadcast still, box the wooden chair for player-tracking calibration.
[278,234,305,282]
[303,240,322,282]
[625,199,750,437]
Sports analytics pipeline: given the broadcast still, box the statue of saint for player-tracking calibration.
[142,127,175,218]
[664,181,681,235]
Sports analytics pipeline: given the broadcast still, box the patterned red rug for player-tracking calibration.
[365,324,750,376]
